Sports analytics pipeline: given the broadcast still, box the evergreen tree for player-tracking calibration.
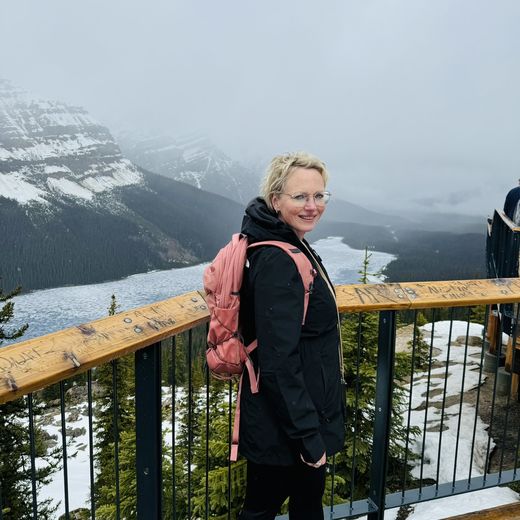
[0,285,28,342]
[94,294,135,514]
[406,311,430,371]
[0,285,57,519]
[192,380,247,519]
[333,249,419,500]
[470,305,487,326]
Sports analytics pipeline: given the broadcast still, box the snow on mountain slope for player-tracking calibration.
[118,131,260,203]
[0,78,142,205]
[0,79,245,292]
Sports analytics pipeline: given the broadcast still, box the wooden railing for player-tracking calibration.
[3,278,520,405]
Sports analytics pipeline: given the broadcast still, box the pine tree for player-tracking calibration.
[333,249,419,500]
[0,285,28,342]
[94,294,135,514]
[470,305,487,326]
[408,311,430,371]
[0,285,57,519]
[191,380,247,519]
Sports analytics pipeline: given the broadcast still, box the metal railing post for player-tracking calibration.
[367,310,396,520]
[135,342,163,519]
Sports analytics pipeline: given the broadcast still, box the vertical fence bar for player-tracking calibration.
[350,313,363,508]
[367,310,396,520]
[330,453,336,517]
[87,369,96,520]
[171,336,177,520]
[469,305,490,484]
[484,307,505,481]
[28,393,38,520]
[188,330,193,520]
[419,310,436,492]
[514,336,520,479]
[112,360,121,520]
[452,308,471,487]
[498,303,520,476]
[60,381,70,520]
[436,308,454,491]
[499,373,513,478]
[402,310,418,498]
[227,380,232,520]
[205,359,210,519]
[135,342,163,519]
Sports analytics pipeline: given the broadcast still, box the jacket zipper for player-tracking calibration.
[299,240,346,385]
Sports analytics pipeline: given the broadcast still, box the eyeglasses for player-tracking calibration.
[279,191,331,207]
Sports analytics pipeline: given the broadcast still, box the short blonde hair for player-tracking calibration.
[260,152,329,210]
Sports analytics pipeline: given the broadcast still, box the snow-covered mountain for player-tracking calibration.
[0,79,243,291]
[0,78,142,204]
[118,132,260,203]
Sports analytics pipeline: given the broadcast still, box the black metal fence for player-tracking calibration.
[2,300,520,519]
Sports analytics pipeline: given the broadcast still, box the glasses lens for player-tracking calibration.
[316,191,331,206]
[282,192,331,206]
[311,192,330,206]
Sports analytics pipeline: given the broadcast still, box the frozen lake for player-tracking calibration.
[8,237,395,342]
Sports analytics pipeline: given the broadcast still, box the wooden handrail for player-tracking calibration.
[0,291,209,404]
[336,278,520,311]
[2,278,520,403]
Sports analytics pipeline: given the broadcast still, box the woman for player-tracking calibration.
[238,152,345,520]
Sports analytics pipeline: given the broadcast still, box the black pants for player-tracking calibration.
[238,460,326,520]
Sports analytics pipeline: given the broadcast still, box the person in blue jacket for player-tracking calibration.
[238,152,345,520]
[503,179,520,223]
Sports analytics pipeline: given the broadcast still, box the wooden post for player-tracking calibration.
[505,336,513,372]
[511,372,519,400]
[486,310,499,355]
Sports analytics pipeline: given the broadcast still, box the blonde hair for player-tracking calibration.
[260,152,329,210]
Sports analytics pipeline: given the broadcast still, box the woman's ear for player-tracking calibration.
[271,194,279,212]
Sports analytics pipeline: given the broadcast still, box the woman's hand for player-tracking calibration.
[300,452,326,469]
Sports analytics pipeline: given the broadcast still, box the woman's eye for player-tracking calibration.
[293,194,307,201]
[315,193,324,200]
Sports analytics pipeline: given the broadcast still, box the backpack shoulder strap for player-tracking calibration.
[247,240,316,324]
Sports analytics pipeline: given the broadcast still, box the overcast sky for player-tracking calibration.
[1,1,519,216]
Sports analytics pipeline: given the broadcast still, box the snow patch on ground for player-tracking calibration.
[404,320,519,517]
[407,487,519,520]
[37,412,92,514]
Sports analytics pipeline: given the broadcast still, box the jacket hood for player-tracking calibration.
[241,197,301,245]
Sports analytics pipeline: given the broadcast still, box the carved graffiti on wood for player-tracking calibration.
[337,278,520,312]
[0,291,210,402]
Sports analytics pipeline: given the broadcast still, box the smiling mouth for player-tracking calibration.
[299,215,316,221]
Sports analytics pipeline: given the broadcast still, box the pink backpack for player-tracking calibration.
[203,233,316,460]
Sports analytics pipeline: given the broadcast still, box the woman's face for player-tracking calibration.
[272,167,326,240]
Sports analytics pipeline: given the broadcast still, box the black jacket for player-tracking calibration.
[238,197,345,466]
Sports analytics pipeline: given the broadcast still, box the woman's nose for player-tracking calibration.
[304,196,317,209]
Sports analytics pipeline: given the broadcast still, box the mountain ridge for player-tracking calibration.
[0,79,243,291]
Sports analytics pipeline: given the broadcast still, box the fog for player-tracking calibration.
[1,0,519,216]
